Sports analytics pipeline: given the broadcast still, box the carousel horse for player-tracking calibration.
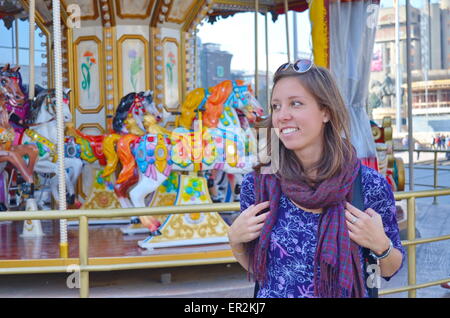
[0,64,35,140]
[66,90,169,168]
[107,80,264,234]
[21,88,83,207]
[0,107,38,199]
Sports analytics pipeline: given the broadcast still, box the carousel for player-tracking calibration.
[0,0,405,271]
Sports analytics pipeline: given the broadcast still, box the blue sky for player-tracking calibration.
[0,19,47,66]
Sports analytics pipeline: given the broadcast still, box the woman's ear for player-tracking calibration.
[322,109,330,123]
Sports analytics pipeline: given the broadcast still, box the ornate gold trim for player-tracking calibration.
[73,35,105,114]
[167,0,197,25]
[115,0,154,19]
[182,0,206,32]
[117,34,150,97]
[61,0,99,21]
[78,123,106,134]
[180,31,186,102]
[66,28,75,118]
[162,37,182,112]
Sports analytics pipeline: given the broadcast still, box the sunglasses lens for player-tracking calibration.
[293,59,313,73]
[276,62,290,73]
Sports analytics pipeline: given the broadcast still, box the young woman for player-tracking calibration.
[228,60,405,298]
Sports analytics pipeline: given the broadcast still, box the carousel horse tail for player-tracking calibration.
[203,80,233,128]
[177,88,205,129]
[116,134,140,184]
[102,133,122,178]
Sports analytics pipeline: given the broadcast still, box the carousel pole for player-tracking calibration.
[28,0,35,99]
[284,0,291,63]
[21,0,43,238]
[15,18,19,65]
[52,0,69,258]
[254,0,259,99]
[394,0,402,134]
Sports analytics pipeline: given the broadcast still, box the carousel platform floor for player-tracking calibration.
[0,220,235,268]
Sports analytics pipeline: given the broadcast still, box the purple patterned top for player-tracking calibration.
[240,165,406,298]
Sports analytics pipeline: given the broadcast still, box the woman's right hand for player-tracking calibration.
[228,201,270,245]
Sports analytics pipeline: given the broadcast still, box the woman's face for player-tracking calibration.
[271,76,329,155]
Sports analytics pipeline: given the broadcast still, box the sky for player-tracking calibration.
[197,11,312,74]
[197,0,442,74]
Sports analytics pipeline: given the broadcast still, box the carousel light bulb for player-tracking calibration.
[157,94,163,100]
[156,75,163,80]
[108,104,114,110]
[107,85,113,90]
[156,65,163,71]
[105,22,111,27]
[156,84,163,90]
[107,65,112,71]
[102,5,108,11]
[108,94,113,100]
[107,75,113,81]
[106,32,112,38]
[106,45,112,51]
[162,6,168,13]
[164,0,171,4]
[156,56,162,61]
[104,14,110,20]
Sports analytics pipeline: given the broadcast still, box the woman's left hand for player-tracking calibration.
[345,202,390,255]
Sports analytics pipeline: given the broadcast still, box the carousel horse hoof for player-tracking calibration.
[207,179,215,188]
[66,193,75,205]
[130,217,141,224]
[234,184,241,195]
[20,183,34,197]
[212,198,222,203]
[0,203,7,211]
[16,175,25,185]
[150,230,162,237]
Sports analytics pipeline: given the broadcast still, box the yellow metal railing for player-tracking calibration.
[0,191,449,298]
[394,148,450,204]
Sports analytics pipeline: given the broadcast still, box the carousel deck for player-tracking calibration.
[0,220,235,268]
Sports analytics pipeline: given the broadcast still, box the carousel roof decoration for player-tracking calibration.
[0,0,27,29]
[206,0,309,23]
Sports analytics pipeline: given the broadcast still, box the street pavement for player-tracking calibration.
[0,154,449,298]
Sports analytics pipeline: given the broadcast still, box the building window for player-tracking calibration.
[216,65,224,78]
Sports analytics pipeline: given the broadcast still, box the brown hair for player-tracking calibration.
[256,65,354,186]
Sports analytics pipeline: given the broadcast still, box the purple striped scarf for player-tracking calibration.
[250,151,365,298]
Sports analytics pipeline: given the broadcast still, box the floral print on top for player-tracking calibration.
[239,165,406,298]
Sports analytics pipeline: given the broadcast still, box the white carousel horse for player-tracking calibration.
[22,88,83,208]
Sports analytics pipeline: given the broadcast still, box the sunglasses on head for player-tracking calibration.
[276,59,313,74]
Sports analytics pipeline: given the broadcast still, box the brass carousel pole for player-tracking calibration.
[28,0,35,99]
[284,0,291,63]
[255,0,259,99]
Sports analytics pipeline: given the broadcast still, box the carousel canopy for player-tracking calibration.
[207,0,309,23]
[0,0,309,30]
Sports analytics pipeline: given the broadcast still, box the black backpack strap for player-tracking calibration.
[352,165,379,298]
